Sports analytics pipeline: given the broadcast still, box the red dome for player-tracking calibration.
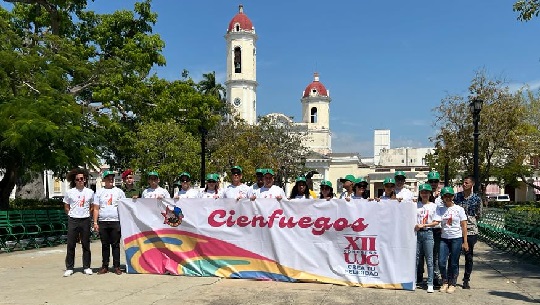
[227,5,254,33]
[303,73,328,97]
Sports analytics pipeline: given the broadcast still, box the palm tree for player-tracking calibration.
[198,71,226,102]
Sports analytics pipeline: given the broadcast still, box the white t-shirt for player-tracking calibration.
[339,191,354,199]
[248,185,286,199]
[395,187,415,201]
[200,189,223,198]
[223,184,250,199]
[64,187,94,218]
[416,202,441,227]
[142,187,171,199]
[93,187,125,221]
[433,196,444,228]
[174,188,200,198]
[437,204,467,239]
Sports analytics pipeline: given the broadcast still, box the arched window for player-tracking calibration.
[234,47,241,73]
[235,24,240,32]
[310,107,318,123]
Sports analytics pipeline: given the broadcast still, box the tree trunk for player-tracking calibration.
[15,171,45,200]
[0,165,18,210]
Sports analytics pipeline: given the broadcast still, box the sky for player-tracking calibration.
[5,1,540,157]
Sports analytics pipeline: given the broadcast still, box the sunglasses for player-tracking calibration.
[75,178,85,182]
[207,180,216,183]
[321,186,331,190]
[180,179,190,182]
[231,171,242,175]
[428,180,439,183]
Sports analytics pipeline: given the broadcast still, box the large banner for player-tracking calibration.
[119,198,417,290]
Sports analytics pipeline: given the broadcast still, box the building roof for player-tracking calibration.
[227,5,254,33]
[303,72,328,98]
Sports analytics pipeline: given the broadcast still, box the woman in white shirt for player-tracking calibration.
[415,183,441,293]
[437,187,468,294]
[200,173,223,198]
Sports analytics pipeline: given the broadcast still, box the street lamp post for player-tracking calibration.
[469,97,483,193]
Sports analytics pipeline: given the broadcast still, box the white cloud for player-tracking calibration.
[507,79,540,93]
[331,131,373,156]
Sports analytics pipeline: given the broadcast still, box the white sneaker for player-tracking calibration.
[427,285,434,293]
[83,268,93,275]
[63,270,74,277]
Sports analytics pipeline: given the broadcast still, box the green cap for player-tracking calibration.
[206,173,219,182]
[441,186,455,196]
[340,174,356,183]
[102,170,115,178]
[355,177,367,184]
[231,166,243,173]
[255,168,265,175]
[320,180,333,187]
[395,171,406,178]
[179,172,191,179]
[147,171,159,177]
[296,176,307,183]
[262,169,275,176]
[419,183,433,192]
[383,177,396,185]
[427,171,441,181]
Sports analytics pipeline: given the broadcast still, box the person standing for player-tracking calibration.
[352,177,369,199]
[248,169,286,200]
[200,173,223,198]
[223,166,250,200]
[394,171,414,201]
[339,175,355,199]
[250,168,265,193]
[63,168,95,277]
[93,171,125,275]
[173,172,200,198]
[289,176,316,199]
[415,183,441,293]
[427,171,443,286]
[121,169,140,199]
[319,180,334,200]
[142,171,171,199]
[454,175,482,289]
[377,177,397,201]
[437,187,468,294]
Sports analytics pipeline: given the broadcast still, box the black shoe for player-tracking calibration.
[462,281,470,289]
[434,277,442,287]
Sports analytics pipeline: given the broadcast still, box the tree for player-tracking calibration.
[432,70,540,192]
[206,116,309,186]
[514,0,540,21]
[197,71,226,102]
[0,0,166,209]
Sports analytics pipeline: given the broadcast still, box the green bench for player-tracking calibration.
[479,208,540,259]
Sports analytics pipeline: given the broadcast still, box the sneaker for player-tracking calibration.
[427,285,434,293]
[63,270,74,277]
[114,267,122,275]
[462,281,470,289]
[83,268,93,275]
[447,285,456,293]
[439,284,448,292]
[98,267,108,275]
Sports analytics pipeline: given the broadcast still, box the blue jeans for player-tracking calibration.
[439,237,463,286]
[416,230,434,285]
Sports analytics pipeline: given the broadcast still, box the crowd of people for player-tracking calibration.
[62,167,482,295]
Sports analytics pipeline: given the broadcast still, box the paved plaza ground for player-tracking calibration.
[0,240,538,305]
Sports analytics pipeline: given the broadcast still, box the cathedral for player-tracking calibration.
[225,5,336,187]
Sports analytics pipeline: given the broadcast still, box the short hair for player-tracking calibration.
[462,175,475,183]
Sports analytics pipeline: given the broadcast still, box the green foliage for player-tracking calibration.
[514,0,540,21]
[432,70,539,190]
[206,116,309,185]
[9,198,64,210]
